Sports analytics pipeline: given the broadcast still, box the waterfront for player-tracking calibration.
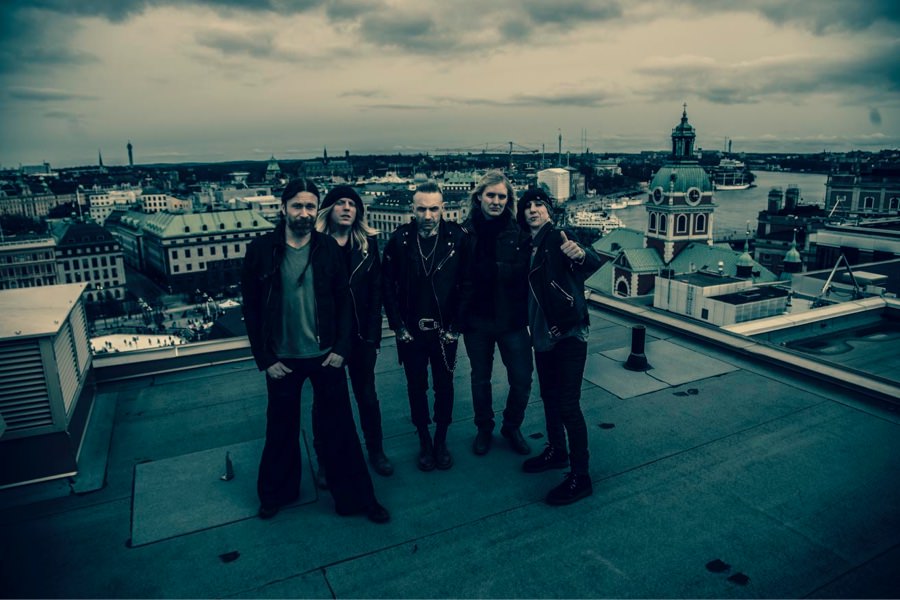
[615,171,829,238]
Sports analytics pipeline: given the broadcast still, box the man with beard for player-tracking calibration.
[242,178,389,523]
[382,181,472,471]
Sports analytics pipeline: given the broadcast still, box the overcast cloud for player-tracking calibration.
[1,0,898,167]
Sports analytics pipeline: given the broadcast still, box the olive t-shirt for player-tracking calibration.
[274,243,329,358]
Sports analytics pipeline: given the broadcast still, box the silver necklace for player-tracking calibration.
[417,233,438,275]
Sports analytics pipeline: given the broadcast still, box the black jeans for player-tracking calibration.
[463,326,533,432]
[258,355,375,515]
[534,337,590,474]
[397,330,458,429]
[313,341,384,457]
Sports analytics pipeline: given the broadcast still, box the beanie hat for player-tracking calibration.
[321,185,365,219]
[516,188,554,229]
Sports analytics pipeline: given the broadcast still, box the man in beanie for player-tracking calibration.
[382,181,473,472]
[516,188,601,505]
[460,171,533,457]
[314,185,393,481]
[242,178,389,523]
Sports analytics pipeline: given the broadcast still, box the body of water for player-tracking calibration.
[615,171,829,238]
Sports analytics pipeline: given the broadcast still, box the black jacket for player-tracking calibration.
[460,210,530,332]
[382,219,472,334]
[241,223,352,371]
[528,225,602,337]
[347,236,383,347]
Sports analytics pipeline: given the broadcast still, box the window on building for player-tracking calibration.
[649,213,657,231]
[103,269,108,279]
[676,215,687,233]
[202,224,208,231]
[172,249,178,259]
[863,196,875,210]
[210,246,216,255]
[187,263,193,271]
[198,247,204,257]
[100,256,107,267]
[234,244,240,252]
[63,261,70,271]
[174,265,180,273]
[185,249,191,258]
[701,308,709,320]
[659,216,667,233]
[696,214,707,232]
[94,270,100,280]
[198,262,204,269]
[65,274,72,283]
[890,197,899,211]
[92,257,99,268]
[112,268,118,277]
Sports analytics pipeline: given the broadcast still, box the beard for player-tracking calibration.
[287,217,313,236]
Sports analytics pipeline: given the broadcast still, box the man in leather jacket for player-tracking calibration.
[516,188,601,506]
[382,181,472,472]
[241,178,389,523]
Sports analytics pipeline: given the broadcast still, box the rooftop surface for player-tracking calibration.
[2,305,900,598]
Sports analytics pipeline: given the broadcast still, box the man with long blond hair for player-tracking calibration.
[461,171,533,457]
[314,185,393,481]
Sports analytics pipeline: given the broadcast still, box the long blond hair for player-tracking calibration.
[315,201,378,252]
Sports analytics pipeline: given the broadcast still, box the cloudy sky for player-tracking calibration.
[1,0,898,168]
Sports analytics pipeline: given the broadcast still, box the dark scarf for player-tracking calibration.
[470,209,510,317]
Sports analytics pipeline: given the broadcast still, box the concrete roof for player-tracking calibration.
[1,306,899,598]
[0,283,86,339]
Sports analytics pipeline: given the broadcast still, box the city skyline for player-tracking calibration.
[1,0,898,168]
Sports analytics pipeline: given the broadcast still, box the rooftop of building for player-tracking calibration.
[2,296,899,598]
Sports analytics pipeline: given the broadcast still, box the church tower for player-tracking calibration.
[645,105,716,263]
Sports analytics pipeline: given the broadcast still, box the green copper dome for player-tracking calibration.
[649,164,713,194]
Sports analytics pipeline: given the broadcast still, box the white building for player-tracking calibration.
[88,189,138,225]
[140,192,190,215]
[231,195,281,222]
[653,271,790,326]
[537,168,571,203]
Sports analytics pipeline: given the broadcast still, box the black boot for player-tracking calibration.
[522,444,569,473]
[368,447,394,477]
[546,471,593,506]
[432,424,453,470]
[417,429,436,471]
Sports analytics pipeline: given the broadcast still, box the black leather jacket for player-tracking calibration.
[347,236,383,347]
[241,223,352,371]
[382,219,472,334]
[528,225,602,337]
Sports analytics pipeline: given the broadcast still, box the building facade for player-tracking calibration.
[825,169,900,219]
[52,221,126,303]
[537,168,571,202]
[0,237,58,290]
[139,209,274,293]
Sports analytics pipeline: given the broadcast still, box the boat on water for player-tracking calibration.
[568,210,625,235]
[708,158,753,191]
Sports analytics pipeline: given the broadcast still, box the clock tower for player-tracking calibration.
[645,106,716,263]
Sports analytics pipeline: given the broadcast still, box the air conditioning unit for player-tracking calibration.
[0,284,94,489]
